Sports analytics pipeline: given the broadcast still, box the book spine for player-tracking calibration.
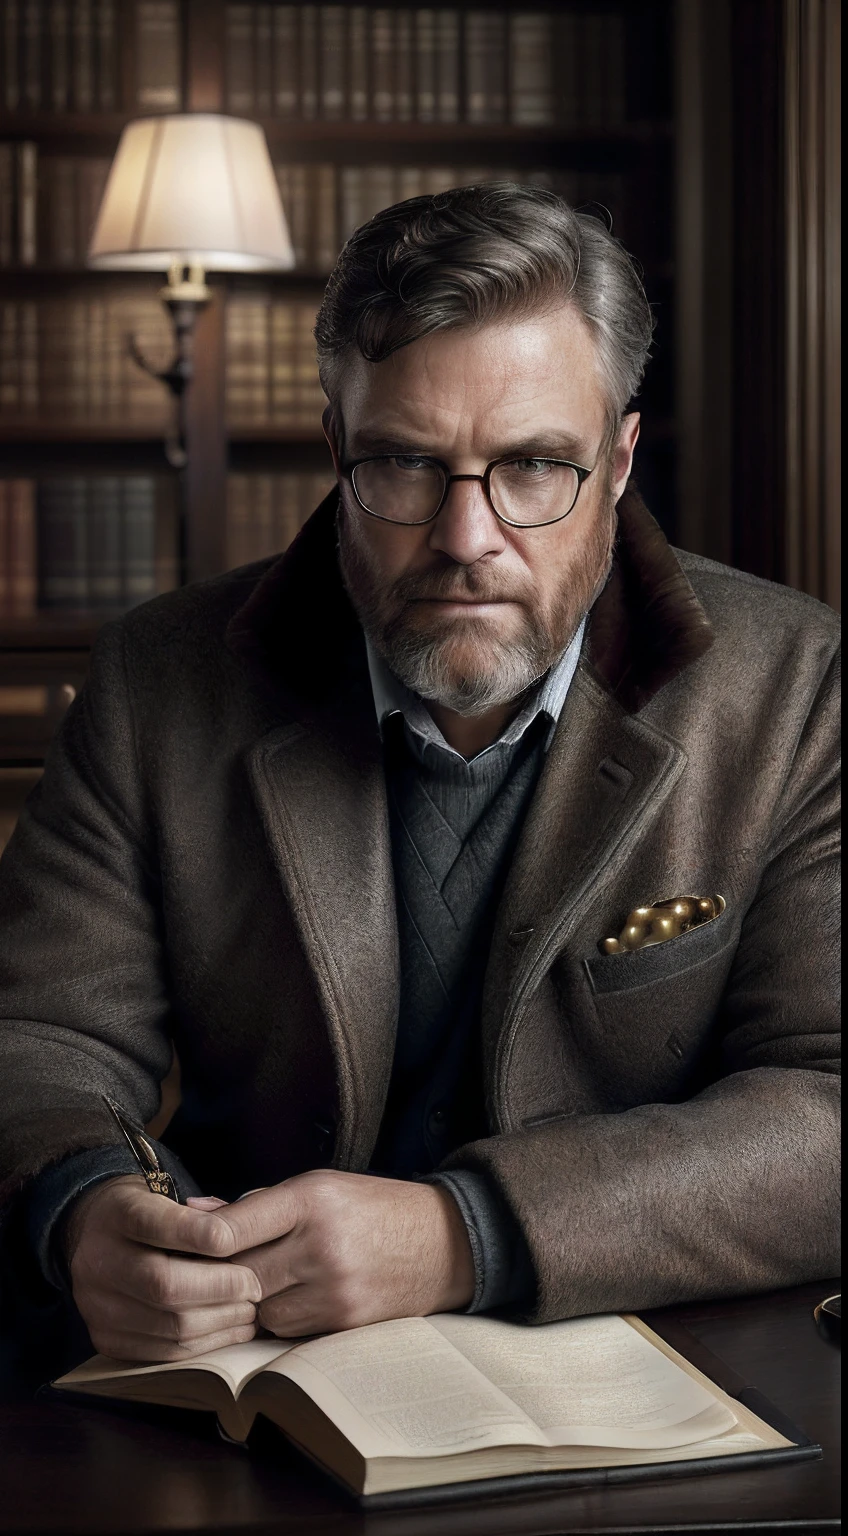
[0,303,16,411]
[269,300,294,422]
[81,156,110,261]
[254,2,272,114]
[0,146,14,267]
[19,300,38,411]
[370,9,394,123]
[396,164,424,204]
[95,0,117,109]
[289,162,309,266]
[347,5,368,121]
[295,301,322,428]
[272,5,297,117]
[48,0,70,110]
[298,4,318,121]
[7,478,37,615]
[135,0,181,110]
[313,162,337,272]
[394,7,412,122]
[87,475,122,605]
[71,0,93,110]
[22,0,43,110]
[509,12,554,128]
[435,10,459,123]
[37,476,88,607]
[339,165,364,243]
[415,9,436,123]
[465,10,506,125]
[122,476,156,604]
[225,2,255,113]
[319,5,345,120]
[3,0,20,110]
[16,142,37,266]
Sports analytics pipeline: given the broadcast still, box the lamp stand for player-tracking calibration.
[128,260,211,585]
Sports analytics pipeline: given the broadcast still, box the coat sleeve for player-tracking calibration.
[441,646,841,1322]
[0,619,185,1217]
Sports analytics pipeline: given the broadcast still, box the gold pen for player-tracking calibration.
[102,1095,181,1202]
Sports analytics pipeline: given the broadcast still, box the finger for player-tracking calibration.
[115,1190,240,1259]
[83,1289,257,1344]
[186,1197,228,1210]
[88,1323,257,1366]
[235,1237,299,1300]
[257,1286,324,1339]
[206,1184,300,1254]
[122,1251,262,1310]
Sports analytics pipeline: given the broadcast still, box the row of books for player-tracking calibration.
[0,141,110,265]
[0,472,332,614]
[226,299,325,431]
[0,475,178,614]
[0,145,627,272]
[227,472,334,568]
[0,0,181,113]
[277,161,627,272]
[225,5,627,127]
[0,298,172,422]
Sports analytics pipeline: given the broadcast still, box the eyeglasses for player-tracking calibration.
[343,453,596,528]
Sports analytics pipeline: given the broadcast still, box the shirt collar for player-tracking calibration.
[365,616,586,765]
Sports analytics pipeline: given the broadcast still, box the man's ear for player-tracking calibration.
[610,412,641,502]
[322,404,342,475]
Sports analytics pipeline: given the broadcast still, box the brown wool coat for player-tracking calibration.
[0,487,841,1320]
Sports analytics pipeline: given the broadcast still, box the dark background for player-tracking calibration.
[0,0,841,848]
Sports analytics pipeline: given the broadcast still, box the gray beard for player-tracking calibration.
[338,498,617,718]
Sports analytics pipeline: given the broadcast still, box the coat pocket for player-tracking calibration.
[584,903,736,996]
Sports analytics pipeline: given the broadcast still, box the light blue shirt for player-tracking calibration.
[366,616,586,760]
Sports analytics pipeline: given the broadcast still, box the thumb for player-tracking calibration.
[186,1196,228,1210]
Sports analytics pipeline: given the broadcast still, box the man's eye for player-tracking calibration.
[511,458,552,474]
[393,456,432,471]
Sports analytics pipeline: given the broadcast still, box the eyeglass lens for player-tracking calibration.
[351,457,581,526]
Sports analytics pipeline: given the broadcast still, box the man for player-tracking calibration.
[0,184,840,1365]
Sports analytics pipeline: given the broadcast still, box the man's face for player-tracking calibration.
[330,304,640,716]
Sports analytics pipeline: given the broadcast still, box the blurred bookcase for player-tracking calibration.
[0,0,676,826]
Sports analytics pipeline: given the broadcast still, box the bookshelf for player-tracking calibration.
[0,0,678,819]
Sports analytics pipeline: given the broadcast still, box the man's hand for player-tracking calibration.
[189,1170,476,1337]
[66,1176,261,1362]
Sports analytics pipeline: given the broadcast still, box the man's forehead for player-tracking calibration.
[339,306,606,457]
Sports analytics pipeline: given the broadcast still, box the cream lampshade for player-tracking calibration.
[88,113,294,273]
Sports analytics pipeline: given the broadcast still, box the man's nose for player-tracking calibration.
[426,477,508,566]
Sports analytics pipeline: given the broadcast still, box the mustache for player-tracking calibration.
[387,562,530,607]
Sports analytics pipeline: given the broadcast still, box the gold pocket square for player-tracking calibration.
[600,894,726,955]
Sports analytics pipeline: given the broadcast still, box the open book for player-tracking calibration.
[54,1312,796,1498]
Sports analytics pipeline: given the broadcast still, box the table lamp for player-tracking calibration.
[88,113,294,483]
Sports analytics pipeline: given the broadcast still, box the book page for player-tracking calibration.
[270,1317,548,1461]
[55,1337,294,1399]
[430,1313,737,1449]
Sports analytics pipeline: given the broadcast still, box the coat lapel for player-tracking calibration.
[227,494,399,1168]
[482,660,688,1127]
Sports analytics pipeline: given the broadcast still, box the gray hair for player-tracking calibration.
[314,182,655,441]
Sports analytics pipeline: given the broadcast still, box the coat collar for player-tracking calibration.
[224,481,715,721]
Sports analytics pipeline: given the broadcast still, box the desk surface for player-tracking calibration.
[0,1281,840,1536]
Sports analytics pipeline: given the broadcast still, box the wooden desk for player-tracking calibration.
[0,1281,839,1536]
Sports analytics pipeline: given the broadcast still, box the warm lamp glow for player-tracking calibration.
[88,113,294,272]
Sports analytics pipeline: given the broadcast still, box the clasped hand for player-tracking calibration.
[67,1170,475,1362]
